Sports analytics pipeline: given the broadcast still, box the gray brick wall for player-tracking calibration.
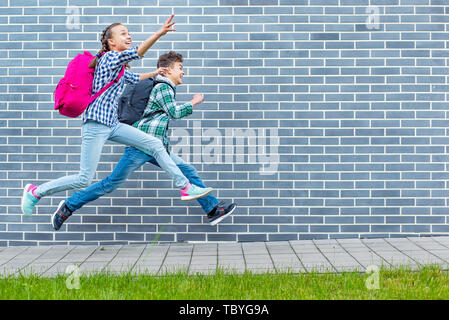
[1,0,449,246]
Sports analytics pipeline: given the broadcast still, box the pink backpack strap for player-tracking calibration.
[88,64,125,105]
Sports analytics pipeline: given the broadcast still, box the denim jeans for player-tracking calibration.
[35,120,189,197]
[65,146,220,214]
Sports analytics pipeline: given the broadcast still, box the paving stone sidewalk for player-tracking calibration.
[1,236,449,278]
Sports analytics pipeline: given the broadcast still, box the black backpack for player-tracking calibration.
[117,78,175,126]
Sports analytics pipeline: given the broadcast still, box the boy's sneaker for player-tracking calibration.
[206,201,236,226]
[21,184,41,216]
[52,200,73,231]
[181,183,213,201]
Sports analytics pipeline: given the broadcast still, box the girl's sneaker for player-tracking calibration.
[181,183,213,201]
[21,184,41,216]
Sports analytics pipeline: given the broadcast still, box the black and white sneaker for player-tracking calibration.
[206,201,236,226]
[52,200,72,231]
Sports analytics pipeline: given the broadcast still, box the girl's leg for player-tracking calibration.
[126,148,219,213]
[22,121,110,215]
[35,121,110,197]
[65,147,151,212]
[109,122,189,188]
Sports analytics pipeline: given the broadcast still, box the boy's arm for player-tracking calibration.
[155,84,193,119]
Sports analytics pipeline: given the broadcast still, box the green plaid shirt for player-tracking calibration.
[133,77,193,154]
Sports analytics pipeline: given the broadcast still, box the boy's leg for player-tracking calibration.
[65,147,151,212]
[146,152,219,214]
[166,153,235,225]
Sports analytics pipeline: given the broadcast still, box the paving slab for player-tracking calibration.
[191,257,217,265]
[342,246,377,253]
[42,262,81,277]
[0,247,30,265]
[218,254,244,260]
[385,238,424,251]
[290,245,321,254]
[320,252,363,269]
[373,251,421,268]
[337,239,362,247]
[58,251,99,264]
[408,238,449,251]
[423,250,449,263]
[2,236,449,277]
[431,237,449,246]
[345,252,387,269]
[134,258,166,266]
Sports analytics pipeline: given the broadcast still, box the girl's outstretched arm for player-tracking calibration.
[137,14,176,58]
[139,67,168,81]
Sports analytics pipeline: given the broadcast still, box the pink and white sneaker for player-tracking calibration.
[181,183,213,201]
[21,184,41,216]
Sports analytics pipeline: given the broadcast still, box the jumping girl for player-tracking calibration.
[21,15,212,216]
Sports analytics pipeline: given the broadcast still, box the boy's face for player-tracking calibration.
[165,61,184,85]
[108,25,132,52]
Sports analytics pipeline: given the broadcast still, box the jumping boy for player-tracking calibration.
[52,51,236,230]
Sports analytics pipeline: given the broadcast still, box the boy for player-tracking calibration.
[53,51,236,231]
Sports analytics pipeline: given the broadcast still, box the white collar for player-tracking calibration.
[154,75,176,88]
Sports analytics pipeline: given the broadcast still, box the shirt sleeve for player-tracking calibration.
[124,69,140,84]
[102,46,142,71]
[155,83,193,119]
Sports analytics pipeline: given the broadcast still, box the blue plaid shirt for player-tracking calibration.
[83,47,141,127]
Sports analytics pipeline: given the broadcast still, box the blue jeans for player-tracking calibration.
[35,120,189,197]
[65,146,220,214]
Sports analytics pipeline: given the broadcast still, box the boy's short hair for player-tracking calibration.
[157,51,183,68]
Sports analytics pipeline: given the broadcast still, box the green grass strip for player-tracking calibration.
[1,265,448,300]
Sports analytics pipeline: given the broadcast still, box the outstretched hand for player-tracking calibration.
[190,94,204,106]
[153,67,169,77]
[137,15,176,58]
[157,14,176,36]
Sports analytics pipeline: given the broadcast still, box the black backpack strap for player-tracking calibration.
[141,80,176,120]
[153,80,176,98]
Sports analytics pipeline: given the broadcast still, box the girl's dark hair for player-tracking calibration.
[157,51,183,69]
[89,23,130,69]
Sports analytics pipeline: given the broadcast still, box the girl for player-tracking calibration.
[21,15,212,215]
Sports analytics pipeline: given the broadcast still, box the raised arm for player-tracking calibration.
[137,14,176,58]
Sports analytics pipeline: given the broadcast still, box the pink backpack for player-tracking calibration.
[54,51,125,118]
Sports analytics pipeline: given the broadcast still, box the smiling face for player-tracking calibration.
[107,24,132,52]
[157,51,184,86]
[166,61,185,86]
